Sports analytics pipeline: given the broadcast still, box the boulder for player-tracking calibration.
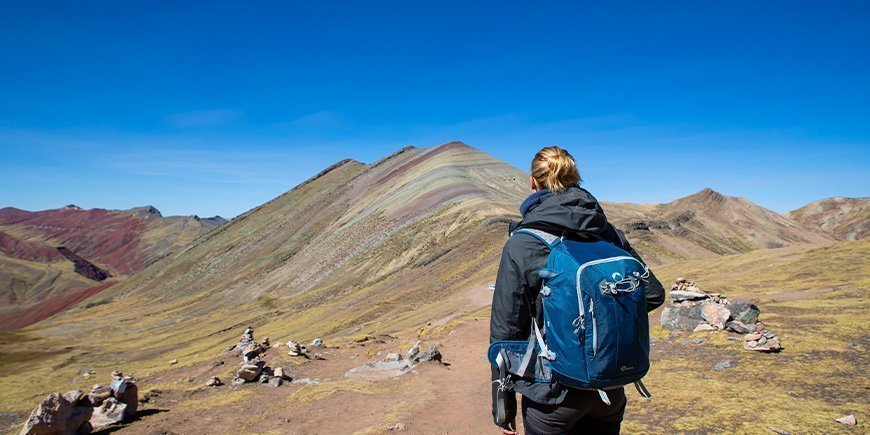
[701,302,731,329]
[273,367,286,380]
[414,346,442,364]
[728,301,760,325]
[114,383,138,419]
[19,391,93,435]
[89,398,126,431]
[236,364,262,382]
[659,304,704,330]
[725,320,751,334]
[693,323,716,332]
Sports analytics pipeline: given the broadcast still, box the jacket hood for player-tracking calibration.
[510,186,611,236]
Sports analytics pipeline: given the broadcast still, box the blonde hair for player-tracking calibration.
[531,146,581,192]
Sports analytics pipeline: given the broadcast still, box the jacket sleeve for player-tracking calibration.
[603,225,666,312]
[489,234,547,428]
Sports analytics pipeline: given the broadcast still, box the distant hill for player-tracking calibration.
[788,197,869,240]
[604,188,834,265]
[0,205,227,329]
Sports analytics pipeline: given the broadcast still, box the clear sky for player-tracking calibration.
[1,1,867,218]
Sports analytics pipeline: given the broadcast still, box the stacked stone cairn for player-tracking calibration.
[20,371,139,434]
[229,326,289,387]
[660,278,782,352]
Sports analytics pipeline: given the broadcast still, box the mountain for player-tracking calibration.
[0,205,227,329]
[789,197,869,240]
[603,188,834,264]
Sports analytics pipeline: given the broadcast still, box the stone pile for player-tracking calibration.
[227,327,290,387]
[660,278,783,353]
[742,323,783,352]
[660,278,760,331]
[20,371,138,434]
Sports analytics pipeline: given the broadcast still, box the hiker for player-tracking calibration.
[489,146,665,434]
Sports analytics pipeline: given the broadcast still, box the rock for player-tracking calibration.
[168,359,178,365]
[242,344,263,361]
[89,397,127,431]
[236,364,262,382]
[701,302,731,329]
[387,422,407,431]
[114,382,138,419]
[693,323,716,332]
[414,346,442,363]
[756,322,765,332]
[713,361,732,371]
[835,414,857,425]
[659,304,705,330]
[729,301,761,325]
[267,377,283,388]
[744,332,763,342]
[313,353,325,360]
[273,367,286,380]
[670,290,708,301]
[385,353,401,362]
[231,377,246,386]
[206,377,223,387]
[725,320,751,334]
[259,374,271,384]
[763,331,775,339]
[758,336,768,345]
[676,277,687,284]
[19,391,93,435]
[406,340,422,360]
[726,337,741,341]
[746,340,758,348]
[311,338,324,348]
[262,337,270,347]
[287,341,305,357]
[691,337,706,344]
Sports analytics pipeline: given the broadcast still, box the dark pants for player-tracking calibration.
[522,387,626,435]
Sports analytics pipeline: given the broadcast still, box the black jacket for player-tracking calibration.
[489,186,665,427]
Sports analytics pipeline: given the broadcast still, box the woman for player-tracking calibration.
[490,146,665,435]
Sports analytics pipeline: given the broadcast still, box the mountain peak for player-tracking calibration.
[131,205,163,217]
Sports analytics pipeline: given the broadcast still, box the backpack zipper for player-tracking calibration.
[590,300,597,356]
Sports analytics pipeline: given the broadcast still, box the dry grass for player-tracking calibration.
[623,239,869,433]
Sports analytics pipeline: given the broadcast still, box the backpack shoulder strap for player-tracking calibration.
[511,228,561,249]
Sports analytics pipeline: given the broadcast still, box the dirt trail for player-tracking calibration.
[107,286,502,434]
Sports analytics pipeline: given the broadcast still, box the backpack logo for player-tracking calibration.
[620,365,634,372]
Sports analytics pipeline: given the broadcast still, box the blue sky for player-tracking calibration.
[1,1,867,218]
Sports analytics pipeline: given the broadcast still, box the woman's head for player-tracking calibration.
[530,146,581,192]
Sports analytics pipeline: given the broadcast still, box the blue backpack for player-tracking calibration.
[489,229,653,407]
